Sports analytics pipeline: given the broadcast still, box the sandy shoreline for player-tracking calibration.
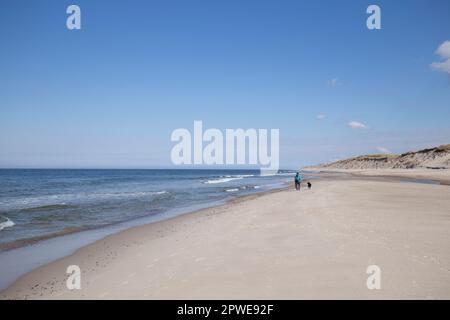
[305,168,450,185]
[2,170,450,299]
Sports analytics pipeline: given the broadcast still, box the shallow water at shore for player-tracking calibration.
[0,169,297,289]
[0,198,240,290]
[0,169,295,251]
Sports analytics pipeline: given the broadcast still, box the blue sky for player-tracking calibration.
[0,0,449,169]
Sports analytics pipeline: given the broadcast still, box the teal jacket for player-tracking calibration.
[295,174,302,183]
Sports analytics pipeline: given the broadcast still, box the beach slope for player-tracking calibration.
[2,174,450,299]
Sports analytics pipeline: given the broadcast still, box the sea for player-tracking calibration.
[0,169,297,288]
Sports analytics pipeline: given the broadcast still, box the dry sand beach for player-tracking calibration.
[2,169,450,299]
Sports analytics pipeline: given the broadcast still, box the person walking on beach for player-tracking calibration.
[295,172,302,190]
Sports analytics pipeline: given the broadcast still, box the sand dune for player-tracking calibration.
[307,144,450,170]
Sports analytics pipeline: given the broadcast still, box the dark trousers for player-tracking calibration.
[295,181,300,190]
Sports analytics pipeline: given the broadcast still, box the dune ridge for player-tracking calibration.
[307,144,450,170]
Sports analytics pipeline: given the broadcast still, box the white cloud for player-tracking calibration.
[375,146,391,154]
[436,40,450,58]
[431,40,450,75]
[327,78,339,87]
[431,59,450,74]
[348,121,368,129]
[317,113,326,120]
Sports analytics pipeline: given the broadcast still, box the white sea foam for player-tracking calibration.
[204,177,242,184]
[1,190,169,211]
[225,188,239,192]
[0,217,15,231]
[151,191,168,195]
[203,174,254,184]
[88,190,168,198]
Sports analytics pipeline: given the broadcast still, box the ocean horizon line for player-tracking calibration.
[0,167,300,171]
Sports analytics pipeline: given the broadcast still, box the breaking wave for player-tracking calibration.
[203,174,254,184]
[0,216,15,231]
